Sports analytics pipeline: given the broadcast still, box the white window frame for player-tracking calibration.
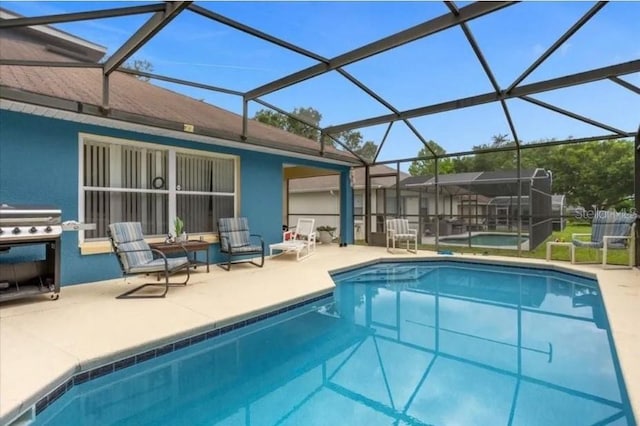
[78,132,240,245]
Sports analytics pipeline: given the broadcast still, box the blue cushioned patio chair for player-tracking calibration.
[217,217,264,271]
[571,211,637,269]
[108,222,190,298]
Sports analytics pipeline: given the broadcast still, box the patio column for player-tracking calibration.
[340,169,354,244]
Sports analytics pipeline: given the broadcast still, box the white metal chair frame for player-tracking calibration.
[572,222,636,269]
[269,218,317,261]
[386,218,418,254]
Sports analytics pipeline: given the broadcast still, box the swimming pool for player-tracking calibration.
[439,232,529,247]
[32,261,634,425]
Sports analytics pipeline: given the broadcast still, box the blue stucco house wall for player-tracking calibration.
[0,110,353,285]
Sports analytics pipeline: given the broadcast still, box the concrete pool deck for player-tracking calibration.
[1,244,638,424]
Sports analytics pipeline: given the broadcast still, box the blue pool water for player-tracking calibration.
[33,261,634,425]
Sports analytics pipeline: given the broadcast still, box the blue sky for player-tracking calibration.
[4,1,639,162]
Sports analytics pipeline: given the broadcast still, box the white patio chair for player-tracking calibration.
[269,218,317,261]
[571,211,637,268]
[386,218,418,254]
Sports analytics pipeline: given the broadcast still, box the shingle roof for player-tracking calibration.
[0,30,76,62]
[401,172,485,187]
[398,169,551,198]
[474,169,539,182]
[400,169,543,187]
[397,175,433,188]
[0,8,106,62]
[0,23,359,164]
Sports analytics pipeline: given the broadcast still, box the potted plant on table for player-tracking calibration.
[174,217,187,243]
[316,225,336,244]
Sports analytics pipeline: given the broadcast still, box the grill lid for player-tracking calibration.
[0,203,62,225]
[0,203,62,215]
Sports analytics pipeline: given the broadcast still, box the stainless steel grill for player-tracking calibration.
[0,204,62,302]
[0,204,62,242]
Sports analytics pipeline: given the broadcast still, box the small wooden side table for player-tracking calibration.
[149,240,210,273]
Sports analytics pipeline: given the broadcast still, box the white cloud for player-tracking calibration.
[559,42,572,57]
[532,43,545,57]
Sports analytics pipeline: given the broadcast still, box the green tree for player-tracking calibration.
[358,141,378,161]
[334,130,363,151]
[408,135,634,211]
[519,138,556,170]
[469,134,517,171]
[408,141,457,175]
[288,107,322,141]
[254,107,378,159]
[254,107,322,142]
[333,130,378,160]
[122,59,154,81]
[522,140,634,210]
[252,109,288,130]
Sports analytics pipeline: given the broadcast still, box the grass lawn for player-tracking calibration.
[357,223,634,266]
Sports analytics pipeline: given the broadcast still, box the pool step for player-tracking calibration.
[6,405,34,426]
[345,266,434,284]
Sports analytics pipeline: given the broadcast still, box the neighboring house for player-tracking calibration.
[288,165,409,240]
[398,169,555,249]
[0,10,359,285]
[399,172,493,231]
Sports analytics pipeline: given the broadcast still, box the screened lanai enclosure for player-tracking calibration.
[0,1,638,265]
[360,168,553,252]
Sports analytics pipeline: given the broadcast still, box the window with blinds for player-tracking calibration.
[175,153,235,235]
[81,136,237,241]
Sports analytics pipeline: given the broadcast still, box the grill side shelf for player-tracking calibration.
[61,222,96,231]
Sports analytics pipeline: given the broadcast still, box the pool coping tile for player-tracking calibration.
[27,291,333,419]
